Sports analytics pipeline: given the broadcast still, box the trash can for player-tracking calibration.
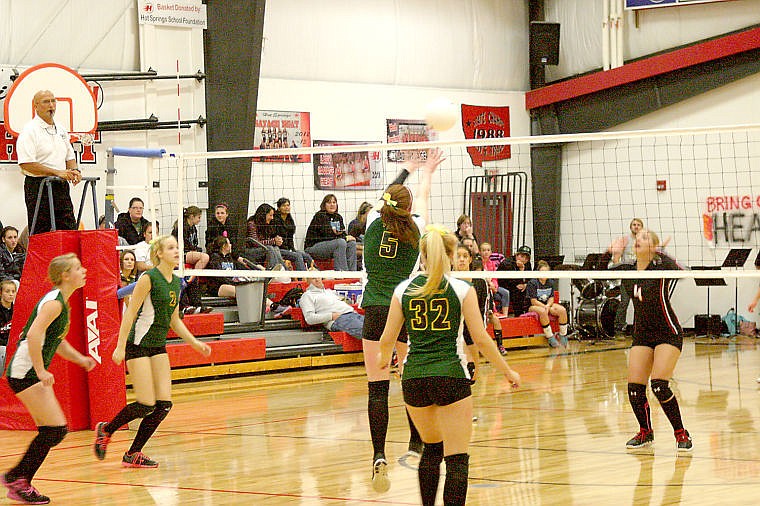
[236,281,266,324]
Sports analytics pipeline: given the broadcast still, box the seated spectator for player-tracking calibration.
[207,236,261,298]
[120,250,138,287]
[299,273,364,339]
[461,237,480,259]
[205,202,242,256]
[304,194,357,271]
[347,201,372,269]
[0,279,16,367]
[245,203,288,270]
[0,226,26,283]
[455,214,479,247]
[115,197,151,245]
[172,205,209,272]
[134,222,156,273]
[496,245,532,316]
[272,197,314,271]
[480,242,510,315]
[527,260,570,348]
[98,215,130,246]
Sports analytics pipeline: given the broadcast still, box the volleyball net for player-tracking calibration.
[109,122,760,332]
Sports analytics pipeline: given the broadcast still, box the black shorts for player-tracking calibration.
[7,376,40,394]
[125,342,168,361]
[632,331,683,351]
[362,305,408,343]
[402,376,472,407]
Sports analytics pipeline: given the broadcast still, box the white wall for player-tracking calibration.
[252,78,531,249]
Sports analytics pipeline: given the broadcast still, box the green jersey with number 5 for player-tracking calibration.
[362,210,425,307]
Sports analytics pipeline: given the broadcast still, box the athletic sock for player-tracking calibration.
[651,379,684,432]
[407,409,423,454]
[627,383,652,432]
[443,453,469,506]
[493,328,503,347]
[129,400,172,454]
[543,324,553,338]
[104,401,155,435]
[559,323,568,336]
[368,380,390,460]
[418,442,443,506]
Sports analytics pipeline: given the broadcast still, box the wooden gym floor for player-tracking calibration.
[1,336,760,505]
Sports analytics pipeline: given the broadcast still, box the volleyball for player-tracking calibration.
[425,98,458,131]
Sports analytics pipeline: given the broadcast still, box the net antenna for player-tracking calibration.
[3,62,98,143]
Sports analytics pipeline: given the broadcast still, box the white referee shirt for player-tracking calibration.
[16,116,75,177]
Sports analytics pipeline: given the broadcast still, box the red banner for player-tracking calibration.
[461,105,511,167]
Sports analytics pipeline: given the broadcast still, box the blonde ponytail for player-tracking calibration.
[410,224,459,298]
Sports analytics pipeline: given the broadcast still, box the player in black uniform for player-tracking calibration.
[608,229,692,452]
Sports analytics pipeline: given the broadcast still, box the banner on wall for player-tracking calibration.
[313,140,383,190]
[702,194,760,246]
[253,110,311,163]
[461,104,511,167]
[137,0,207,28]
[386,119,433,163]
[625,0,732,9]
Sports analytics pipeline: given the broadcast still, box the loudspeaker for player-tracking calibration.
[530,22,560,66]
[694,314,722,336]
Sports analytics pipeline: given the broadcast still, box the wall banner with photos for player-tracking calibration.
[386,119,432,163]
[253,110,311,163]
[313,140,383,190]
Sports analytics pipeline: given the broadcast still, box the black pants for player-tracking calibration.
[24,176,76,235]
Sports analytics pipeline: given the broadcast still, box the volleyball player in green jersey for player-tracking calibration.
[378,226,519,506]
[361,148,443,492]
[3,254,96,505]
[94,235,211,468]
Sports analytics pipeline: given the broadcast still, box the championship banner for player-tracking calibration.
[461,105,511,167]
[80,230,126,429]
[386,119,432,163]
[313,140,383,190]
[0,231,89,430]
[254,110,311,163]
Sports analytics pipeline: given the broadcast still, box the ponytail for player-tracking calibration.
[410,224,459,298]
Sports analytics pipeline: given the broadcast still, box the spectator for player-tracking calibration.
[0,279,16,367]
[207,236,262,298]
[205,203,242,256]
[115,198,151,246]
[120,250,138,287]
[496,245,532,316]
[460,237,480,259]
[304,194,357,271]
[348,201,373,269]
[134,222,156,273]
[272,197,314,271]
[613,218,644,335]
[455,214,479,247]
[300,273,364,339]
[245,203,287,270]
[0,226,26,283]
[526,260,570,348]
[171,206,209,272]
[98,215,129,247]
[480,242,510,315]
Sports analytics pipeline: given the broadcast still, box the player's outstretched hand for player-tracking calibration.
[38,369,55,387]
[81,356,97,372]
[505,368,520,388]
[423,148,445,174]
[194,340,212,357]
[607,236,628,258]
[112,347,125,365]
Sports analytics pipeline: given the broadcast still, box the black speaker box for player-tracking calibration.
[530,22,560,66]
[694,314,722,336]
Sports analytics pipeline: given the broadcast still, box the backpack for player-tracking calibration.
[277,286,304,307]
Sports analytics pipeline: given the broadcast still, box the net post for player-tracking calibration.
[176,154,186,278]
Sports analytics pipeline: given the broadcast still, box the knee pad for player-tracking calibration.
[368,380,390,402]
[132,401,157,418]
[650,379,674,403]
[38,425,68,447]
[148,400,173,422]
[420,441,443,469]
[627,382,647,402]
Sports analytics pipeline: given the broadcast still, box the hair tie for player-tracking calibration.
[382,192,398,208]
[423,224,450,238]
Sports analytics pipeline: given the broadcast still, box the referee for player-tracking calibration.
[16,90,82,235]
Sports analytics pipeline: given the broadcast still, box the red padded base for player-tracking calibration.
[168,312,224,338]
[329,331,363,352]
[167,337,266,367]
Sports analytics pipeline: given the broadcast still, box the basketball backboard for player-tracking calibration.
[3,62,97,140]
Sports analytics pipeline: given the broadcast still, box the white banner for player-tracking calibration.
[137,0,207,29]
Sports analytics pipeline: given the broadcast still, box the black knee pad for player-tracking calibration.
[420,441,443,469]
[628,382,647,402]
[38,425,68,447]
[149,400,173,422]
[133,401,157,418]
[368,380,390,402]
[650,379,673,403]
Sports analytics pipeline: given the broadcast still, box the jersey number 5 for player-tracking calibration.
[408,298,451,331]
[378,231,398,259]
